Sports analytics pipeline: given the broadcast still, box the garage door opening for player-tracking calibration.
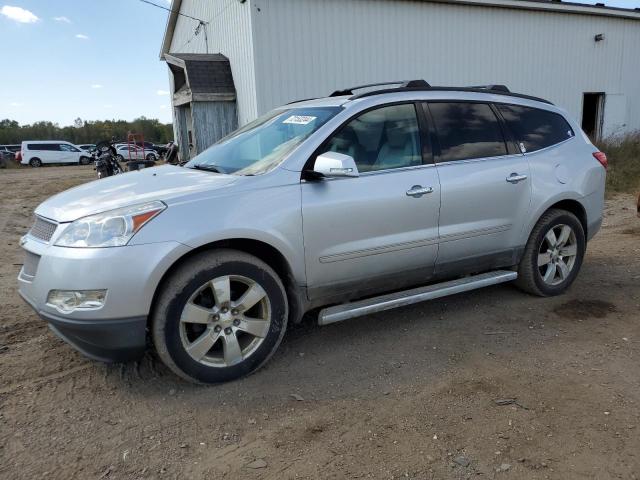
[582,92,605,141]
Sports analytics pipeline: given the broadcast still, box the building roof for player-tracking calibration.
[161,0,640,57]
[165,53,235,94]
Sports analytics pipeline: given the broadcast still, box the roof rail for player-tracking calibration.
[347,82,552,105]
[329,79,430,97]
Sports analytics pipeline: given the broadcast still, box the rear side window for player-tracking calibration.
[428,102,507,162]
[496,104,574,153]
[27,143,60,151]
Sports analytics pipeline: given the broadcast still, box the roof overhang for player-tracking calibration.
[160,0,183,60]
[165,53,236,105]
[160,0,640,58]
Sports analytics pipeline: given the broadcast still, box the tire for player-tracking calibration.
[116,154,125,162]
[29,158,42,167]
[515,208,585,297]
[152,249,288,384]
[79,156,91,165]
[146,153,156,162]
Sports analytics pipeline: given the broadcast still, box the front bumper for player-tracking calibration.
[18,234,191,362]
[20,291,146,362]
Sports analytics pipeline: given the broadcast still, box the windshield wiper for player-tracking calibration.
[190,163,222,173]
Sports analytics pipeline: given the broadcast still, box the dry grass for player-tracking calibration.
[597,131,640,195]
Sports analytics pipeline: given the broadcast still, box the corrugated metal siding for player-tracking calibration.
[250,0,640,134]
[192,101,238,152]
[169,0,257,125]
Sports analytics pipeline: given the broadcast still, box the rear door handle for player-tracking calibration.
[406,185,434,198]
[506,173,528,184]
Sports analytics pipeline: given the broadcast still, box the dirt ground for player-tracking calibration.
[1,165,639,480]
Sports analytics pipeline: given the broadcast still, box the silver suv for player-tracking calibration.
[18,81,606,384]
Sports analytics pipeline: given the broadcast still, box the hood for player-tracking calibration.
[36,165,238,223]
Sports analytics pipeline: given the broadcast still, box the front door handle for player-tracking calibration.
[506,173,528,184]
[406,185,434,198]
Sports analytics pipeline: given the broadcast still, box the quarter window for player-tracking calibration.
[496,104,574,152]
[320,104,422,172]
[428,102,508,162]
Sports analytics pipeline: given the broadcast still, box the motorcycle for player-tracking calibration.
[94,140,124,179]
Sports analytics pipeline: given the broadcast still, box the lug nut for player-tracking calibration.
[214,325,222,333]
[213,314,220,321]
[231,308,239,316]
[233,319,240,326]
[221,307,229,314]
[224,327,232,335]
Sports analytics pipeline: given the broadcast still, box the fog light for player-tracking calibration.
[47,290,107,313]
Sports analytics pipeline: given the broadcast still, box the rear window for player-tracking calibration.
[496,104,574,153]
[27,143,60,151]
[428,102,508,162]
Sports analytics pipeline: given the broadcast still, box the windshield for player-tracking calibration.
[185,106,342,175]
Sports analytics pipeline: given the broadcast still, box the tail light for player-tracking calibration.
[593,151,608,170]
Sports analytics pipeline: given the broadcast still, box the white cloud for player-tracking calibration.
[53,16,71,23]
[75,33,89,40]
[160,105,168,109]
[1,6,39,23]
[157,89,169,96]
[9,101,23,107]
[103,104,113,108]
[91,84,103,89]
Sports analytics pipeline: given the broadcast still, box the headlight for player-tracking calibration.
[55,201,166,248]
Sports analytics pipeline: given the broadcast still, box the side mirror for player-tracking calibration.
[313,151,359,178]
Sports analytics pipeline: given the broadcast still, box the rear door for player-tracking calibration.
[301,103,441,300]
[425,101,531,274]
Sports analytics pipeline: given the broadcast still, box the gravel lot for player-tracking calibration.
[1,165,639,480]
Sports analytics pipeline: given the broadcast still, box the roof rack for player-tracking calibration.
[343,80,552,105]
[329,80,430,97]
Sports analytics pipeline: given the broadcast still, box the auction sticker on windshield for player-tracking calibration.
[283,115,316,125]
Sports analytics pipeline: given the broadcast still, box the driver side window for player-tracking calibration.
[321,104,422,172]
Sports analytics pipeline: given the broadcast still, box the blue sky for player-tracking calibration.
[1,0,639,126]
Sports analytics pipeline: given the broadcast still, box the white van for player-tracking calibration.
[21,141,93,167]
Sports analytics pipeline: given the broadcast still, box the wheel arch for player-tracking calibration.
[149,238,306,329]
[525,197,588,245]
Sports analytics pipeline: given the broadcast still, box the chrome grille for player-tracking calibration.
[22,251,40,278]
[29,216,57,242]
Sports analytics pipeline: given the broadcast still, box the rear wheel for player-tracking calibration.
[152,249,288,384]
[116,154,125,162]
[515,209,585,296]
[29,158,42,167]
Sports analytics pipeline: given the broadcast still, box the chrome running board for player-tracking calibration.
[318,270,517,326]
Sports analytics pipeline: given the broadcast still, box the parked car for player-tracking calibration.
[0,144,21,153]
[78,144,97,153]
[18,81,606,384]
[20,141,93,167]
[0,147,14,167]
[115,145,158,162]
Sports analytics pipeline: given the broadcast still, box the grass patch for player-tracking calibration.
[597,131,640,195]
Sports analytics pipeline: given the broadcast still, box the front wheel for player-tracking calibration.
[152,249,288,384]
[146,153,156,161]
[515,209,585,296]
[29,158,42,167]
[79,156,91,165]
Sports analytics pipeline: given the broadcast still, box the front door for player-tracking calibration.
[301,103,441,300]
[425,101,531,274]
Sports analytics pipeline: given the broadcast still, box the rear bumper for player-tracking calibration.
[20,291,146,363]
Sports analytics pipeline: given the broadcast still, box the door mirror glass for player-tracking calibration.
[313,151,359,178]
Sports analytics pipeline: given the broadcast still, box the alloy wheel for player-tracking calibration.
[179,275,271,368]
[537,224,578,286]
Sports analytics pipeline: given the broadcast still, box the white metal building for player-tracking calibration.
[161,0,640,158]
